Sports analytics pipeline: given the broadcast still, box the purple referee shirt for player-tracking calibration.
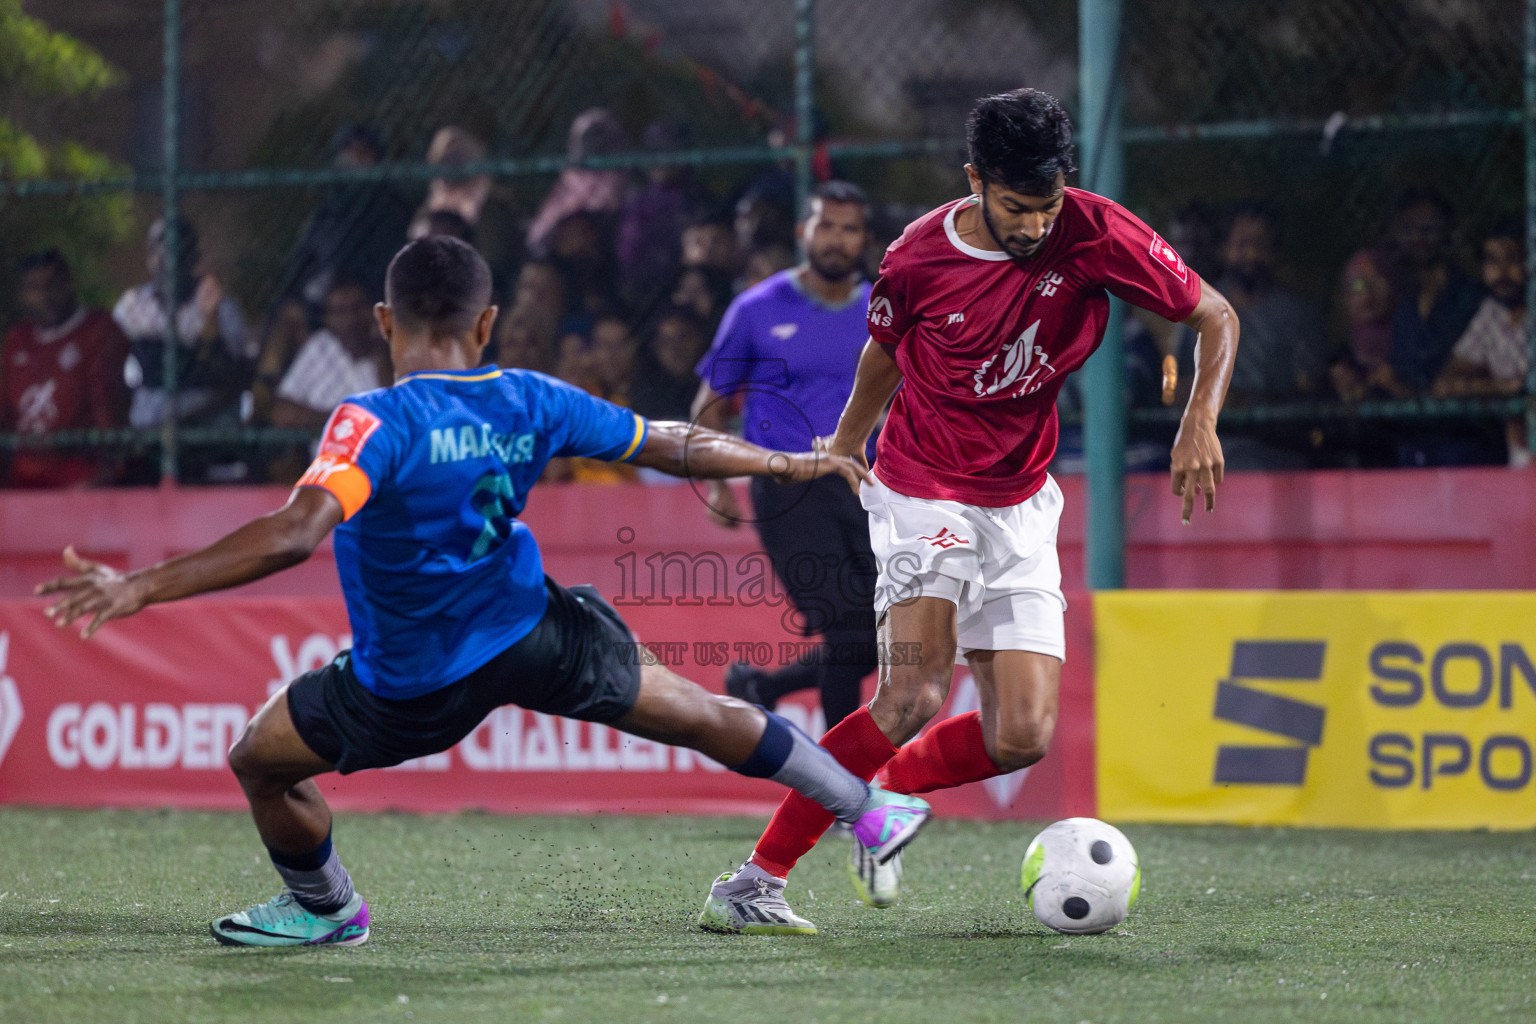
[694,269,873,452]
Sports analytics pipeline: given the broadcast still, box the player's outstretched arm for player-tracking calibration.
[1171,278,1239,524]
[36,486,343,638]
[630,420,870,493]
[826,339,903,466]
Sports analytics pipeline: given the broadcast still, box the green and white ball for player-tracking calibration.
[1020,817,1141,935]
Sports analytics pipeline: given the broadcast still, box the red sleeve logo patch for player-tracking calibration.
[318,402,382,462]
[1148,232,1190,284]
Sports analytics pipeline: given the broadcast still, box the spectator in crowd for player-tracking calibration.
[269,279,390,432]
[409,210,476,245]
[409,126,520,291]
[1179,204,1328,404]
[0,250,131,488]
[1339,248,1396,372]
[680,210,740,278]
[1433,219,1529,465]
[734,186,795,262]
[741,242,796,290]
[495,260,568,372]
[254,125,411,422]
[543,313,640,485]
[1384,188,1484,395]
[276,124,412,318]
[629,305,708,424]
[618,120,699,309]
[115,218,253,434]
[547,211,620,318]
[527,108,628,255]
[669,264,735,338]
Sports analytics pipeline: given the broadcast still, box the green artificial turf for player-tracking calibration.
[1,808,1533,1023]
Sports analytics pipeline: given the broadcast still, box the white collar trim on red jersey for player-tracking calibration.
[943,197,1011,262]
[36,305,86,345]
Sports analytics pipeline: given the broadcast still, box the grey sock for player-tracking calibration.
[267,835,356,915]
[765,717,873,824]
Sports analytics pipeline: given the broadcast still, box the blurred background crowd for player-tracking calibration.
[2,0,1526,487]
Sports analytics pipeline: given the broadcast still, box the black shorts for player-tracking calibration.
[287,578,642,774]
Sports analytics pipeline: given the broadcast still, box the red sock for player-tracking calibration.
[879,711,1001,795]
[749,707,898,878]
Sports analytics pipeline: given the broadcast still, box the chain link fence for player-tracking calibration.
[3,0,1531,482]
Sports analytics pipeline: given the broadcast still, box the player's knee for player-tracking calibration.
[872,671,950,743]
[227,729,280,793]
[987,716,1056,773]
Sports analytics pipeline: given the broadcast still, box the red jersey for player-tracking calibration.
[1,308,131,488]
[868,189,1201,506]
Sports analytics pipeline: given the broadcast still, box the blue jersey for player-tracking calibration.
[297,367,647,699]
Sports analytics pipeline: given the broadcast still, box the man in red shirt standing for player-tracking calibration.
[1,250,132,488]
[700,88,1238,934]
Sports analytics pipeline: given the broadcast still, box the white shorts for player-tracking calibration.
[862,472,1067,663]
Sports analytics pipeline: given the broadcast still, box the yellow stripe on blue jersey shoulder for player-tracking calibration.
[399,368,504,385]
[619,414,647,462]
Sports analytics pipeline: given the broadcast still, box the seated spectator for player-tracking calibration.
[1330,248,1397,404]
[1385,188,1484,395]
[269,279,390,431]
[494,260,568,371]
[526,108,628,255]
[0,250,131,488]
[680,210,740,277]
[1433,219,1529,465]
[547,211,620,318]
[670,264,735,338]
[273,123,414,319]
[1178,204,1328,404]
[410,209,476,245]
[618,120,699,308]
[630,305,709,422]
[544,313,640,485]
[409,126,520,291]
[115,217,253,432]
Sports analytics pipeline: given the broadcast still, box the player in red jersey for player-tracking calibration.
[698,88,1237,933]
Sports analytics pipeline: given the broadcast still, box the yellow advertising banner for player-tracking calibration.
[1095,591,1536,829]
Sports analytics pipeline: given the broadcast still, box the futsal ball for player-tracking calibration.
[1020,817,1140,935]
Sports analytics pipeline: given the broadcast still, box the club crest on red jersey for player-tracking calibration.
[972,319,1056,398]
[1148,232,1189,284]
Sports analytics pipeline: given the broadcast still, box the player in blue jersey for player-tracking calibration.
[37,236,932,947]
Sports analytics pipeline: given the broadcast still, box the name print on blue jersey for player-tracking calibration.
[429,424,536,465]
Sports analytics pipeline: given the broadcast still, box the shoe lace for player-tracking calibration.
[748,877,797,916]
[244,890,305,929]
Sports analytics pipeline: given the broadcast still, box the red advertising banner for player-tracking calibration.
[0,594,1095,820]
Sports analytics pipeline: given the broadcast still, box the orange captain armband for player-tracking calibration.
[296,402,382,520]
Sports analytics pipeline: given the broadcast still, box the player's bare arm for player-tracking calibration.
[1171,277,1239,524]
[688,381,745,527]
[38,486,342,638]
[631,419,869,492]
[825,338,904,466]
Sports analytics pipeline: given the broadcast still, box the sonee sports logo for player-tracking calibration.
[1212,640,1326,785]
[0,632,22,768]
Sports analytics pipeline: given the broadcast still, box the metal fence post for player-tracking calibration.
[794,0,816,222]
[1526,0,1536,453]
[1079,0,1126,589]
[159,0,182,484]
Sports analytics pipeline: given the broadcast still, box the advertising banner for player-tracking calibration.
[0,595,1094,821]
[1096,591,1536,829]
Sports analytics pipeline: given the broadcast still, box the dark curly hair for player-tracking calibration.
[966,88,1077,196]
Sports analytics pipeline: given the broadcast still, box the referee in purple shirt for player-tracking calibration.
[692,181,878,728]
